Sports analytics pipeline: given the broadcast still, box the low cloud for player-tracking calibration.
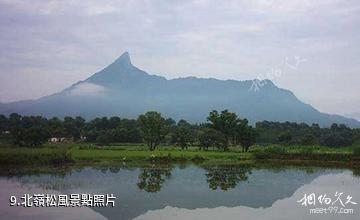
[69,82,105,96]
[0,0,359,115]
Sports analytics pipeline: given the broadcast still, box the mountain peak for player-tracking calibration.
[113,51,131,66]
[85,51,154,86]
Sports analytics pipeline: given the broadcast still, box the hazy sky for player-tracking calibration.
[0,0,359,118]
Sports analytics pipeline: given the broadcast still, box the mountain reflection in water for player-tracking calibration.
[0,164,359,220]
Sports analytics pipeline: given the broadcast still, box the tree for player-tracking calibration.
[238,125,257,152]
[207,110,239,147]
[321,123,353,147]
[8,113,23,146]
[63,117,79,140]
[96,131,112,146]
[199,127,226,151]
[22,127,49,147]
[206,110,257,151]
[48,117,64,138]
[0,115,9,133]
[138,111,168,151]
[108,116,121,129]
[278,132,292,144]
[9,115,50,147]
[301,134,318,146]
[173,120,193,150]
[116,119,141,143]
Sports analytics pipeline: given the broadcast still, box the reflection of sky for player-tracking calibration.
[0,166,358,220]
[0,179,106,220]
[134,171,360,220]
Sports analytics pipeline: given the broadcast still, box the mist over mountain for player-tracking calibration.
[1,52,359,127]
[344,112,360,121]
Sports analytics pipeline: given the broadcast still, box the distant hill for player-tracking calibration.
[1,52,359,127]
[344,112,360,121]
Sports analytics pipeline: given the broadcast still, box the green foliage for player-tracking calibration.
[264,146,287,154]
[354,147,360,156]
[256,121,354,148]
[10,115,50,147]
[206,110,257,151]
[137,167,172,192]
[278,132,292,144]
[138,111,168,151]
[172,120,194,150]
[0,147,74,165]
[0,114,10,133]
[323,125,353,147]
[238,125,257,152]
[207,110,239,148]
[199,127,227,151]
[96,132,112,146]
[205,165,251,191]
[84,117,142,143]
[300,134,318,146]
[0,111,357,152]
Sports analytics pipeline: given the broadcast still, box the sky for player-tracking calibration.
[0,0,359,119]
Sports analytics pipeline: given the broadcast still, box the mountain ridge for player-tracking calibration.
[1,52,359,127]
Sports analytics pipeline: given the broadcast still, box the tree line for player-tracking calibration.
[0,110,358,150]
[256,121,358,147]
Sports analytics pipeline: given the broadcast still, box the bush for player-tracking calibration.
[353,147,360,157]
[300,134,318,146]
[264,146,287,154]
[278,132,292,144]
[297,146,316,154]
[96,133,112,146]
[253,146,286,160]
[323,133,353,147]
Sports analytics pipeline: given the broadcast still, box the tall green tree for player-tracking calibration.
[138,111,168,151]
[207,110,239,149]
[238,125,257,152]
[278,132,292,144]
[173,119,193,150]
[199,127,226,151]
[0,115,9,133]
[9,115,50,147]
[48,117,64,138]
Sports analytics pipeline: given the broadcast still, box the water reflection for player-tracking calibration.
[137,167,172,193]
[205,165,251,191]
[0,164,359,220]
[134,171,360,220]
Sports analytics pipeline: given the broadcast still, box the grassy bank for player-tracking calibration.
[71,147,253,164]
[0,147,74,165]
[0,143,359,167]
[253,145,354,160]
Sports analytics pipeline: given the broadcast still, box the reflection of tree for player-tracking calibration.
[109,166,121,173]
[353,169,360,178]
[137,167,172,193]
[205,166,252,191]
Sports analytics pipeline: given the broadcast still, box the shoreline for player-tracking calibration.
[1,145,360,170]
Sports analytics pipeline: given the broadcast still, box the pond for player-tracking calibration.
[0,164,359,220]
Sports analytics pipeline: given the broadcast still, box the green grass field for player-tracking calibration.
[1,142,359,166]
[0,147,73,165]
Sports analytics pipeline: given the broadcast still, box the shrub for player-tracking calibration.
[298,146,316,154]
[353,147,360,157]
[300,134,318,146]
[253,146,286,160]
[264,146,286,154]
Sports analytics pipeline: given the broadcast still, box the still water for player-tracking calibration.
[0,164,359,220]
